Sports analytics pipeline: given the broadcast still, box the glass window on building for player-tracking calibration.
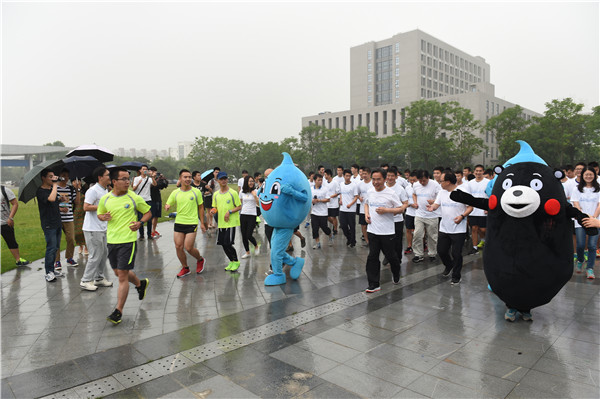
[427,68,432,77]
[427,57,431,66]
[427,42,431,54]
[368,50,372,60]
[421,88,425,98]
[368,63,372,72]
[368,84,372,93]
[396,57,399,65]
[395,90,400,98]
[368,95,372,103]
[433,45,438,56]
[434,70,438,79]
[421,40,425,52]
[486,100,489,112]
[395,79,399,87]
[395,43,400,53]
[427,90,431,98]
[395,68,399,76]
[421,54,425,63]
[427,79,432,88]
[368,74,372,82]
[421,77,426,86]
[433,59,438,68]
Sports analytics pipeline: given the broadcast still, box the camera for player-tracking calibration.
[58,177,66,181]
[313,195,318,199]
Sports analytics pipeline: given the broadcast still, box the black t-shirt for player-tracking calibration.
[37,187,62,229]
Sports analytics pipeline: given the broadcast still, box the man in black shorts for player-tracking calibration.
[98,168,151,325]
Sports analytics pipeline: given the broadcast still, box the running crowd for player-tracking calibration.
[3,160,599,325]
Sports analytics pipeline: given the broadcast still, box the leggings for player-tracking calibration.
[311,214,331,239]
[240,214,258,252]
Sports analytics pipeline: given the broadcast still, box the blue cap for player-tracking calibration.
[217,171,228,179]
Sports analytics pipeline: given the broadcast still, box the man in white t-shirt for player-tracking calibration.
[357,167,374,246]
[339,169,359,247]
[237,170,248,193]
[364,168,403,292]
[80,167,113,291]
[310,173,332,249]
[412,170,441,263]
[404,171,417,255]
[324,169,341,236]
[384,167,409,265]
[428,170,473,285]
[466,165,490,254]
[333,166,345,185]
[132,164,157,240]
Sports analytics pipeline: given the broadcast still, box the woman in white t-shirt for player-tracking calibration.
[239,177,260,259]
[571,167,600,279]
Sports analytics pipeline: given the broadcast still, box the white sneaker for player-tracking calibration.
[255,245,260,255]
[53,270,65,278]
[94,278,113,287]
[45,272,56,282]
[80,281,98,291]
[241,253,250,259]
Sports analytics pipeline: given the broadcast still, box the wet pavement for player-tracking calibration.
[1,220,599,398]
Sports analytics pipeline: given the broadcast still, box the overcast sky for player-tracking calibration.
[3,1,598,151]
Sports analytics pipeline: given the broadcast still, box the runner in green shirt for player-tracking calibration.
[165,169,207,278]
[97,167,151,325]
[211,171,242,271]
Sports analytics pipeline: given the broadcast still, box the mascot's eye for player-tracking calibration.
[502,179,513,190]
[270,182,281,195]
[530,179,543,191]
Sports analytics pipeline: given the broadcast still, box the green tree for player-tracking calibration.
[485,105,530,163]
[399,99,452,170]
[44,141,65,147]
[527,98,586,165]
[298,125,326,171]
[580,106,600,162]
[446,102,484,168]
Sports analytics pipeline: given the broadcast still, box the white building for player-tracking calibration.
[301,29,539,165]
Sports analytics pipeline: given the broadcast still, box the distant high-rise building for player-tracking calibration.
[301,29,539,165]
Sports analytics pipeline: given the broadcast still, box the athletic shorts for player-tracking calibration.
[468,216,487,228]
[107,242,136,270]
[356,204,361,215]
[328,208,340,217]
[359,213,367,225]
[204,195,212,210]
[1,224,18,249]
[174,223,198,234]
[405,215,415,230]
[151,201,162,218]
[217,227,236,246]
[294,225,299,233]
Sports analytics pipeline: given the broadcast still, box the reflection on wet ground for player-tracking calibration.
[2,221,599,398]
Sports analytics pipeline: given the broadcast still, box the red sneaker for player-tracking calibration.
[177,267,191,278]
[196,258,205,274]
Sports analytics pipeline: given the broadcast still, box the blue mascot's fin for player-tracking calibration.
[503,140,547,167]
[282,152,293,165]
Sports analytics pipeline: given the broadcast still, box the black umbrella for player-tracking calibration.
[18,159,65,203]
[121,161,144,171]
[200,169,214,183]
[66,145,114,163]
[55,156,104,180]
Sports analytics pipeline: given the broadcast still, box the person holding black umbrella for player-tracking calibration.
[37,169,65,282]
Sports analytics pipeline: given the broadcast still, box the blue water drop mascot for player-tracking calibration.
[451,141,597,320]
[258,153,311,285]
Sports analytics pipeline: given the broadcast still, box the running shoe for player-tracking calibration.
[348,243,355,248]
[54,261,62,271]
[196,258,205,274]
[229,261,241,272]
[597,249,600,258]
[304,222,310,228]
[504,308,517,322]
[241,253,250,259]
[450,278,461,286]
[575,261,583,273]
[313,242,321,249]
[80,281,98,291]
[477,240,485,248]
[94,278,113,287]
[136,278,149,300]
[467,247,479,255]
[403,247,413,255]
[333,229,338,236]
[393,275,400,285]
[586,269,595,279]
[66,258,78,267]
[412,256,424,263]
[300,237,306,248]
[45,272,56,282]
[382,257,389,265]
[365,286,381,293]
[521,312,533,321]
[255,245,261,255]
[53,270,65,278]
[442,267,452,277]
[429,256,436,262]
[328,235,334,246]
[286,245,294,252]
[225,262,234,271]
[107,309,122,325]
[16,258,30,266]
[177,267,191,278]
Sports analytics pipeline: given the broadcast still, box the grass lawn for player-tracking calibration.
[2,183,238,273]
